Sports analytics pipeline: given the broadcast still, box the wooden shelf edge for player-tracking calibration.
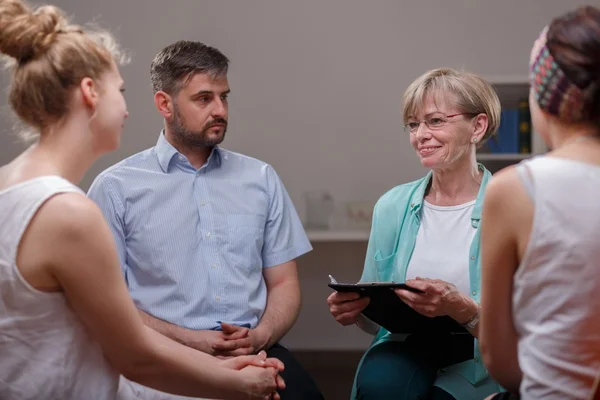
[477,153,532,161]
[307,230,370,242]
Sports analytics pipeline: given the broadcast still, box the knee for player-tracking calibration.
[356,364,407,398]
[355,342,436,399]
[356,375,399,398]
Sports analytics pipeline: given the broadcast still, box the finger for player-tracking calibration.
[218,346,255,357]
[396,290,439,308]
[404,279,432,293]
[222,326,250,340]
[225,355,258,370]
[213,337,252,351]
[276,373,286,390]
[330,297,370,316]
[327,291,361,305]
[264,356,285,371]
[243,354,269,368]
[221,322,246,335]
[334,309,364,326]
[330,297,370,315]
[394,288,424,303]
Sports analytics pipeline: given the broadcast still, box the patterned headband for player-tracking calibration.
[529,26,594,123]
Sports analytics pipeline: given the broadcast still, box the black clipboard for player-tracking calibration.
[328,279,467,335]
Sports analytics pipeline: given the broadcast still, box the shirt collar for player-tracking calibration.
[155,130,223,173]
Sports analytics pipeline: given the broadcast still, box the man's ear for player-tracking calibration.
[154,91,174,119]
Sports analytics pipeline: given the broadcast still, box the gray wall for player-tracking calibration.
[1,0,596,350]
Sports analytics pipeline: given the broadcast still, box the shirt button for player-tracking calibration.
[474,357,479,362]
[206,232,211,238]
[201,202,206,206]
[212,264,216,269]
[472,291,477,296]
[471,256,475,260]
[216,296,221,302]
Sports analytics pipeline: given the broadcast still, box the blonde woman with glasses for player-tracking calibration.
[327,68,503,400]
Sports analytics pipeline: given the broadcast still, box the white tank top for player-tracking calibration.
[514,157,600,400]
[406,200,476,296]
[0,176,119,399]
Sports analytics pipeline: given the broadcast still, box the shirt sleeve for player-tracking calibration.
[261,165,312,268]
[87,173,129,281]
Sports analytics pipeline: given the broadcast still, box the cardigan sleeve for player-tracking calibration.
[360,202,380,283]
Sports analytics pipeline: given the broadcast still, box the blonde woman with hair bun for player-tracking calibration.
[0,0,284,399]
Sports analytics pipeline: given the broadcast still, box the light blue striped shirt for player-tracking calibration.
[88,132,312,330]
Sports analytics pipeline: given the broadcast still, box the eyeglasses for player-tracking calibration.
[403,113,475,134]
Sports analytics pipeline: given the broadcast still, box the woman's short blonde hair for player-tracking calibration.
[402,68,501,144]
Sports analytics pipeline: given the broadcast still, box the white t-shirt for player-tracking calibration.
[405,200,476,296]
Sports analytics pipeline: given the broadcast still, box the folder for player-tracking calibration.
[328,276,468,334]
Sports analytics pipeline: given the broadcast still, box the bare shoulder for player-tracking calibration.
[36,192,107,241]
[483,164,533,253]
[17,192,114,286]
[484,165,525,209]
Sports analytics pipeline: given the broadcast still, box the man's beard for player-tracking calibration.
[168,104,227,149]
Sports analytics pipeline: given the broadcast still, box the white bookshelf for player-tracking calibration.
[476,78,548,164]
[307,230,370,242]
[477,153,531,161]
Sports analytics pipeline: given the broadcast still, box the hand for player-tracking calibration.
[229,351,285,400]
[327,291,370,326]
[394,277,472,320]
[226,351,284,400]
[236,364,282,400]
[180,328,243,355]
[212,323,271,357]
[219,350,285,373]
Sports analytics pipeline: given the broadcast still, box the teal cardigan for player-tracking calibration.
[351,165,502,400]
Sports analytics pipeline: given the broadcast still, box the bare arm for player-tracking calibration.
[255,260,301,349]
[34,194,278,399]
[138,310,196,344]
[480,169,525,392]
[138,310,238,355]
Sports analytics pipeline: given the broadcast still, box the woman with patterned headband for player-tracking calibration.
[480,6,600,400]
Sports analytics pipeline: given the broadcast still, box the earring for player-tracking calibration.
[472,138,478,143]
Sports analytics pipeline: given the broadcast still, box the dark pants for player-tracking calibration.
[356,333,474,400]
[266,343,324,400]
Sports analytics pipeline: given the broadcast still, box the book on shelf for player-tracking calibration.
[477,98,532,157]
[518,98,532,153]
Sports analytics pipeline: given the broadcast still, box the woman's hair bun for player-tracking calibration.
[0,0,67,63]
